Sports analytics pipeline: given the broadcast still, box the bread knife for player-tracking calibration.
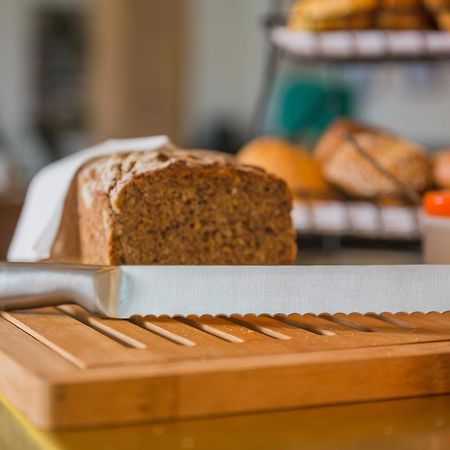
[0,263,449,318]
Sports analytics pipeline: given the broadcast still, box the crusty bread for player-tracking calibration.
[315,119,368,164]
[288,0,432,30]
[315,119,432,200]
[377,0,432,29]
[77,145,297,265]
[433,149,450,188]
[237,137,334,200]
[423,0,450,30]
[288,0,377,31]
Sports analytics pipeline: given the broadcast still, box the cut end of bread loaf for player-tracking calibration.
[77,146,297,265]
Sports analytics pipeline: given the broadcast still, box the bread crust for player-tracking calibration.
[288,0,433,30]
[315,118,369,164]
[315,119,432,200]
[288,0,377,30]
[433,149,450,188]
[423,0,450,30]
[237,137,334,200]
[77,145,297,265]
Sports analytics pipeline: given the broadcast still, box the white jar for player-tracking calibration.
[423,192,450,264]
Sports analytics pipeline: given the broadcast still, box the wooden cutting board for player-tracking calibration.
[1,305,450,430]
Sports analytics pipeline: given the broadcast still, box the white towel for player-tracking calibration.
[8,136,169,262]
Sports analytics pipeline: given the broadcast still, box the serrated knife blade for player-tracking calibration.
[0,263,449,318]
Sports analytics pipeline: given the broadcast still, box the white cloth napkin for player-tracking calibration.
[8,136,169,262]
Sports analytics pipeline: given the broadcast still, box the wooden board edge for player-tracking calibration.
[0,349,59,430]
[43,341,450,430]
[0,318,78,430]
[48,340,450,383]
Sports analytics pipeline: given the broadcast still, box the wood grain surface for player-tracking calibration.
[1,307,450,430]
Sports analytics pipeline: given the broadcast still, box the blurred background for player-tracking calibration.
[2,0,450,260]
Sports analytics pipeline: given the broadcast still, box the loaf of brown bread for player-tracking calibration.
[77,145,297,265]
[315,119,432,200]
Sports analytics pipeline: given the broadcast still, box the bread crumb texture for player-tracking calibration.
[77,145,297,265]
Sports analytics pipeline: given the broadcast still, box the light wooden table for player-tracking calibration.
[1,394,450,450]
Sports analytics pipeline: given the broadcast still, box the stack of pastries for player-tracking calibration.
[288,0,447,31]
[238,118,437,205]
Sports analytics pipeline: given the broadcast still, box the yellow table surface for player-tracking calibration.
[2,394,450,450]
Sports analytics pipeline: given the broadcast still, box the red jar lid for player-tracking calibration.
[423,191,450,217]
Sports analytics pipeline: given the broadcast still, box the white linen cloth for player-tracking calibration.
[8,136,169,262]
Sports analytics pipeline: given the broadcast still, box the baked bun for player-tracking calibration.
[433,149,450,188]
[315,119,432,200]
[288,0,432,30]
[288,0,377,31]
[377,0,432,29]
[423,0,450,30]
[237,137,333,200]
[315,118,368,163]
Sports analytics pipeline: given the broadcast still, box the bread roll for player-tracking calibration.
[77,145,297,265]
[423,0,450,30]
[237,137,333,200]
[288,0,432,30]
[315,119,432,200]
[433,149,450,188]
[315,119,368,164]
[288,0,377,31]
[377,0,432,29]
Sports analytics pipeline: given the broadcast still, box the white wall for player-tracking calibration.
[2,0,450,175]
[355,63,450,148]
[184,0,271,143]
[184,1,450,149]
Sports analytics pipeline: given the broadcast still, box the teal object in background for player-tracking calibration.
[270,75,353,146]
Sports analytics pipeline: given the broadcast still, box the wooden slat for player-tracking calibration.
[2,309,450,430]
[322,312,449,346]
[276,313,378,350]
[387,312,450,337]
[2,308,160,369]
[292,313,361,334]
[188,315,271,344]
[137,316,245,359]
[283,313,430,348]
[410,312,450,330]
[59,306,194,361]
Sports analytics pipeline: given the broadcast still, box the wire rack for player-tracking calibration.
[292,200,422,240]
[271,28,450,62]
[253,12,438,242]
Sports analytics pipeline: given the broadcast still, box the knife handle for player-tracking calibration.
[0,262,101,312]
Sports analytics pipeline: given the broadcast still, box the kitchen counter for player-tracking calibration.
[2,394,449,450]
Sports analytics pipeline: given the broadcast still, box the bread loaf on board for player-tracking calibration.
[76,145,296,265]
